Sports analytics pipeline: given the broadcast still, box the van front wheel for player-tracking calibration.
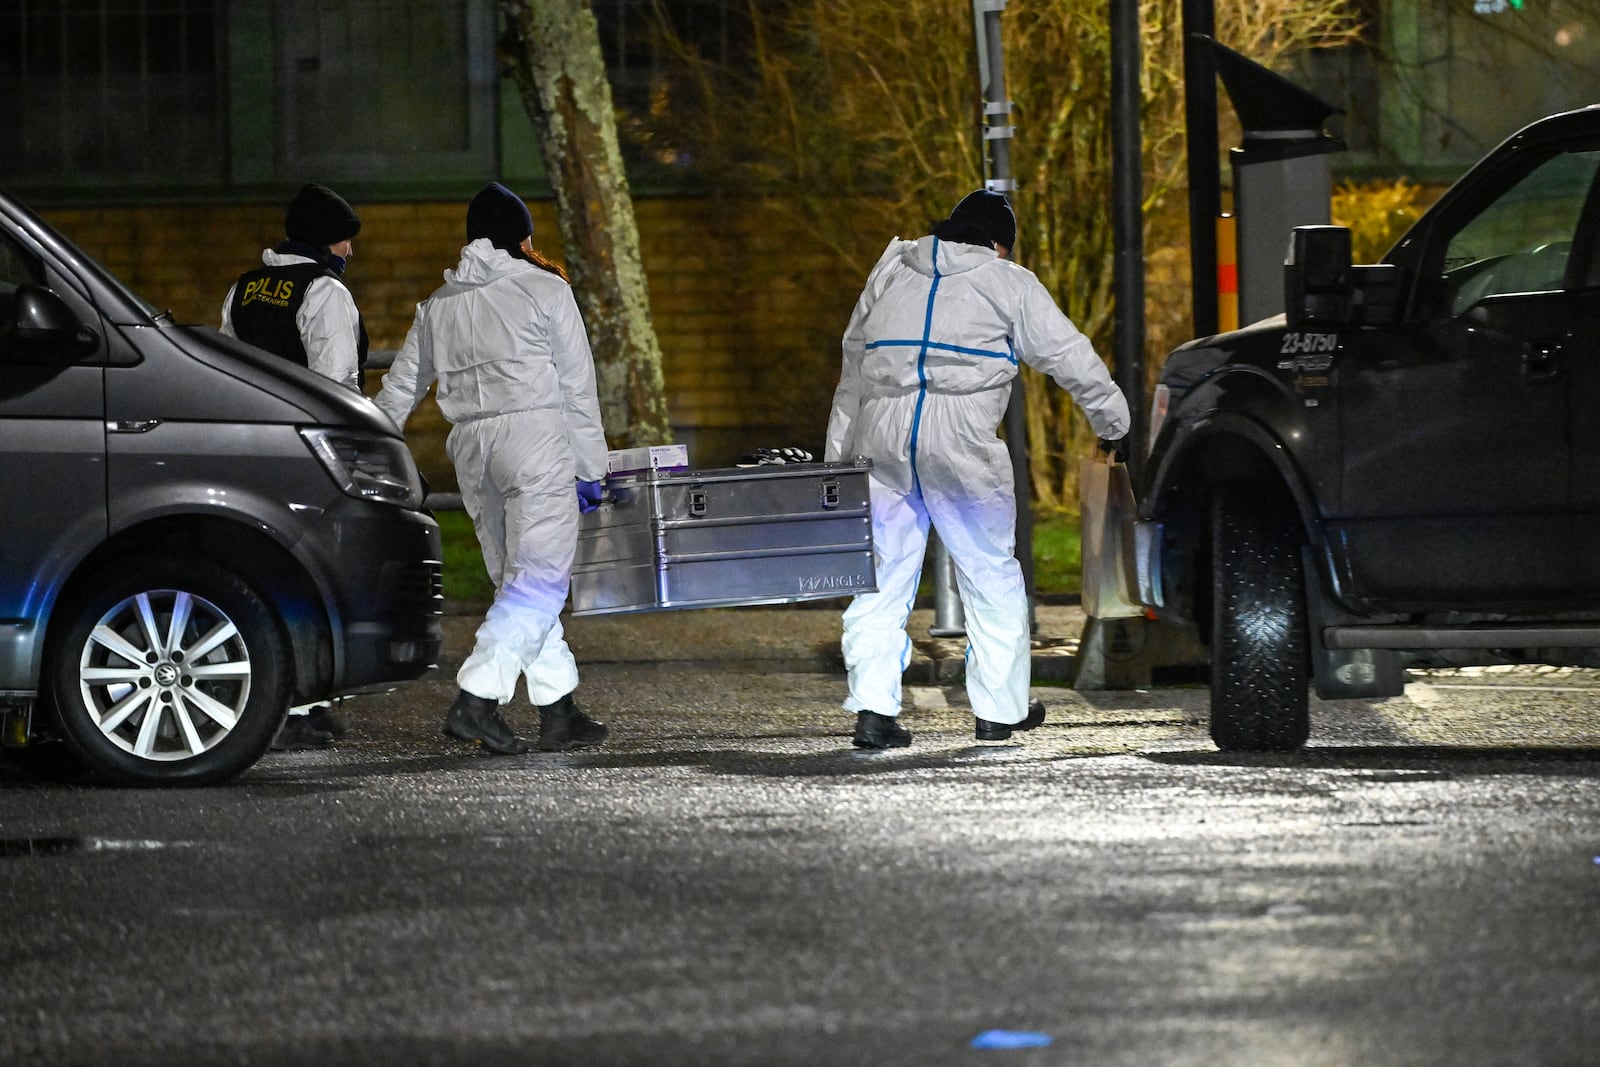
[1209,485,1310,752]
[49,557,289,785]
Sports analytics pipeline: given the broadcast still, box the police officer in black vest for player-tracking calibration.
[222,182,368,392]
[222,183,369,748]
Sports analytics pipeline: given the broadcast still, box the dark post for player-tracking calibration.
[1111,0,1146,474]
[1075,0,1151,690]
[1183,1,1219,339]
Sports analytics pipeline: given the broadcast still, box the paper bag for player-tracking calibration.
[1078,456,1144,619]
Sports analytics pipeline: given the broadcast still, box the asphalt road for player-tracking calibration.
[2,606,1598,1066]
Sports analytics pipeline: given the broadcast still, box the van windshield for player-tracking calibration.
[3,196,166,325]
[59,242,166,325]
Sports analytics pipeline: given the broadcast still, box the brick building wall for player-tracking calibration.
[40,196,858,487]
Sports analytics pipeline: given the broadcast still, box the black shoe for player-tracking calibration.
[442,690,529,755]
[853,710,911,749]
[538,693,608,752]
[305,704,348,740]
[975,699,1046,741]
[272,715,334,751]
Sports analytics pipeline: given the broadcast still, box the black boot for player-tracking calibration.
[442,690,529,755]
[538,693,608,752]
[305,703,348,740]
[272,714,334,751]
[853,710,911,749]
[975,699,1046,741]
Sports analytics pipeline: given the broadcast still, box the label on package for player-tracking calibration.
[606,444,690,476]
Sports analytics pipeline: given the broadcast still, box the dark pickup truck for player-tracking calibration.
[1136,104,1600,752]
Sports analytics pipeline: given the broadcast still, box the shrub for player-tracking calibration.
[1331,179,1427,264]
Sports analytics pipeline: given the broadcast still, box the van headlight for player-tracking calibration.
[301,428,424,507]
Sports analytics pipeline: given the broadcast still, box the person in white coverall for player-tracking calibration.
[375,183,610,755]
[825,189,1131,749]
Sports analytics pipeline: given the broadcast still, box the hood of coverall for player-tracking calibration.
[443,237,537,288]
[900,234,1001,278]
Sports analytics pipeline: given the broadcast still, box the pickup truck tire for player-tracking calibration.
[1209,485,1310,752]
[48,556,290,786]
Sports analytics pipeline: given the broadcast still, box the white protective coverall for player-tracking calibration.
[220,249,363,391]
[376,237,608,706]
[825,236,1131,725]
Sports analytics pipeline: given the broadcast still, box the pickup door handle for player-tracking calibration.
[106,419,162,433]
[1522,341,1562,384]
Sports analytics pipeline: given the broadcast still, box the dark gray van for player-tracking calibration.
[0,190,442,785]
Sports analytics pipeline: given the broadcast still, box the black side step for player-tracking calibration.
[1323,624,1600,650]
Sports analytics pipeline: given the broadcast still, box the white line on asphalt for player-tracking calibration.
[1416,684,1600,693]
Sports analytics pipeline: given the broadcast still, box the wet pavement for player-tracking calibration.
[1,601,1598,1065]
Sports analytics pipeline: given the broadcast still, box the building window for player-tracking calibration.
[273,0,495,182]
[0,0,224,184]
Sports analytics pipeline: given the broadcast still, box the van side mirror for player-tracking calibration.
[1285,225,1353,327]
[0,284,99,361]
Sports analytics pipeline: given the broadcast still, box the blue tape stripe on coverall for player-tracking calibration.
[866,338,1017,364]
[891,237,947,641]
[909,238,944,500]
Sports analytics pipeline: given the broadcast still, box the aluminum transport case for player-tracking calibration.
[571,460,876,615]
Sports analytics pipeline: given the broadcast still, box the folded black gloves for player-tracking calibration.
[736,446,814,467]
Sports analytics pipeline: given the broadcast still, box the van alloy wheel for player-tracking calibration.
[50,557,288,786]
[75,588,252,759]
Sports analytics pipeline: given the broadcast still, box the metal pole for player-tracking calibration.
[981,2,1036,633]
[938,0,1035,636]
[1112,0,1146,474]
[976,2,1015,190]
[1182,4,1219,339]
[929,531,966,638]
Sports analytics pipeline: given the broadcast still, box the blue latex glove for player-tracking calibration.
[576,479,604,514]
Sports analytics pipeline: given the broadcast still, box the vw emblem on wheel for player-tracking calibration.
[154,663,180,687]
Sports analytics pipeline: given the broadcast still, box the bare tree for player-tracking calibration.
[654,0,1362,509]
[498,0,673,447]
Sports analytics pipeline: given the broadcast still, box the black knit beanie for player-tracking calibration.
[467,183,534,255]
[941,189,1016,251]
[284,183,361,246]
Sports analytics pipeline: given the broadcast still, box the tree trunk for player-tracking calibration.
[497,0,672,447]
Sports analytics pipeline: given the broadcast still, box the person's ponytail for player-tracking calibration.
[521,245,569,282]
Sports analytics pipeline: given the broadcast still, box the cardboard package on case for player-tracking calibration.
[571,460,876,615]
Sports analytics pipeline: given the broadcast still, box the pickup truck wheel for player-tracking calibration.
[1210,486,1310,752]
[48,557,289,786]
